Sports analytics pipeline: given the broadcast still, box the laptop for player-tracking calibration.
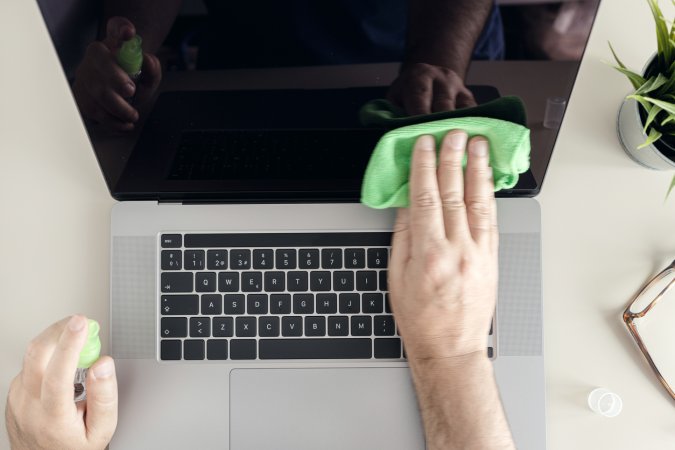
[37,1,600,448]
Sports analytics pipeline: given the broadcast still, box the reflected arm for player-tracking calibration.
[405,0,493,76]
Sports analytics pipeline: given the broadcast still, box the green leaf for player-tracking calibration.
[608,42,628,69]
[638,127,663,148]
[636,95,675,116]
[644,104,663,132]
[667,174,675,200]
[612,65,647,90]
[636,73,669,94]
[628,94,655,112]
[648,0,672,65]
[662,115,675,126]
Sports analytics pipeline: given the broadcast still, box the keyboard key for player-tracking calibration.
[316,293,337,314]
[259,316,280,337]
[379,270,388,291]
[345,249,365,269]
[339,293,360,313]
[160,234,182,248]
[282,316,303,336]
[259,338,372,359]
[184,339,205,360]
[487,347,494,358]
[207,249,228,270]
[196,272,217,292]
[321,248,343,269]
[161,295,198,315]
[241,272,263,292]
[236,317,256,337]
[161,317,187,337]
[270,294,292,314]
[161,340,182,360]
[351,316,372,336]
[310,271,332,291]
[224,294,245,314]
[374,338,401,358]
[276,249,296,269]
[305,316,326,336]
[230,339,257,360]
[247,294,268,314]
[207,339,228,360]
[362,293,383,313]
[385,294,392,313]
[230,249,251,270]
[299,249,320,269]
[356,271,378,292]
[374,315,395,336]
[201,294,222,315]
[293,294,314,314]
[367,248,388,268]
[161,272,193,293]
[264,271,285,292]
[213,317,234,337]
[184,250,205,270]
[287,271,309,291]
[253,249,274,269]
[161,250,182,270]
[218,272,239,292]
[328,316,349,336]
[189,317,210,338]
[333,271,354,291]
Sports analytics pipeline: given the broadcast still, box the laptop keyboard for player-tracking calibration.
[158,232,494,361]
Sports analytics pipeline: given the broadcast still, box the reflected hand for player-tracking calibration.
[387,63,477,115]
[5,316,118,450]
[389,131,497,361]
[73,17,162,131]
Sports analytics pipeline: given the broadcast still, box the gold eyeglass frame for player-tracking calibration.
[622,260,675,401]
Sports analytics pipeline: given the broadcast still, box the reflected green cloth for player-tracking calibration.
[359,96,528,128]
[360,117,531,209]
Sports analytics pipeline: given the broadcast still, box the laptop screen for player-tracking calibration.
[38,0,600,202]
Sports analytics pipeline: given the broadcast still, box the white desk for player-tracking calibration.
[2,0,675,448]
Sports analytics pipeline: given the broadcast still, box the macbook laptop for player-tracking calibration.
[37,1,600,448]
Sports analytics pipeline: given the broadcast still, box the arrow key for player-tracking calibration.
[190,316,211,338]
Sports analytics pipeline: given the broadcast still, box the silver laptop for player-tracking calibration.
[37,0,601,447]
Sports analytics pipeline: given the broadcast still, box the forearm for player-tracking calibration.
[101,0,183,53]
[408,352,515,450]
[405,0,493,76]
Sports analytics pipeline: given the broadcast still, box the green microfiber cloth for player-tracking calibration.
[359,96,528,128]
[360,117,530,209]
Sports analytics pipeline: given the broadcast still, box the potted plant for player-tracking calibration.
[613,0,675,184]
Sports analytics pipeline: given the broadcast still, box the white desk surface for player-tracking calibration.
[2,0,675,448]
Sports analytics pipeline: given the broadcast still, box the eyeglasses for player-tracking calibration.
[623,260,675,401]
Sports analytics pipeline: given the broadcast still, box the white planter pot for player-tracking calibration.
[617,98,675,170]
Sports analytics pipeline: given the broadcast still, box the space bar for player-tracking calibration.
[259,339,372,359]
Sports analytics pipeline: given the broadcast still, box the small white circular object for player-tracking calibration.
[588,388,623,417]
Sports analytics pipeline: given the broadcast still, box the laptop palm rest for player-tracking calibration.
[230,368,425,450]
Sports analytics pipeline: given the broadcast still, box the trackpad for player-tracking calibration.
[230,368,425,450]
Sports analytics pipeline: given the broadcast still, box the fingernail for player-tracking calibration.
[471,139,489,157]
[448,131,467,150]
[93,359,115,379]
[418,135,435,151]
[68,315,86,332]
[125,83,135,96]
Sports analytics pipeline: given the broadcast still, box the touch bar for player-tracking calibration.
[259,338,372,359]
[184,232,392,248]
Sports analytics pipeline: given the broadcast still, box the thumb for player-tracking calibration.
[85,356,118,447]
[104,16,136,50]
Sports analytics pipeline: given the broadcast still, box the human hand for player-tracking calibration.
[389,131,497,361]
[387,63,477,115]
[5,316,118,450]
[73,16,162,131]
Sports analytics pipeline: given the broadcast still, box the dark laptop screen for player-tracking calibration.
[38,0,600,201]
